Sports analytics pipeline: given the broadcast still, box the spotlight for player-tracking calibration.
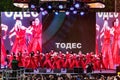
[42,11,46,15]
[65,11,70,15]
[55,11,59,15]
[70,7,74,11]
[48,5,52,9]
[31,4,35,9]
[40,7,44,11]
[75,3,80,9]
[73,10,77,14]
[80,11,85,16]
[44,10,48,15]
[59,4,63,9]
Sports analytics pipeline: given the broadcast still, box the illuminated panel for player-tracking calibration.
[87,2,105,8]
[13,0,29,8]
[96,12,120,69]
[1,12,42,68]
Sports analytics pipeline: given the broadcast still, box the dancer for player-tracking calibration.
[112,18,120,66]
[100,18,113,69]
[70,53,79,69]
[9,19,28,55]
[28,18,42,53]
[26,20,35,43]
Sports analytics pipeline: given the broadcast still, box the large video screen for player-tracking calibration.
[1,12,42,67]
[96,12,120,68]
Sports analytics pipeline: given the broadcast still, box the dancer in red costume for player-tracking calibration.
[26,20,35,44]
[9,19,28,55]
[28,18,42,53]
[64,51,71,69]
[92,54,99,70]
[78,51,86,69]
[43,53,52,69]
[59,51,65,69]
[100,19,114,69]
[52,52,61,69]
[34,50,43,68]
[16,51,24,67]
[112,18,120,65]
[70,53,79,69]
[1,24,8,68]
[26,51,37,69]
[97,52,106,71]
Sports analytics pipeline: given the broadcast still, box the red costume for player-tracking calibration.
[11,28,28,55]
[64,53,71,68]
[59,52,65,69]
[26,53,37,69]
[43,53,52,69]
[112,25,120,65]
[70,54,79,69]
[28,23,42,53]
[52,55,61,69]
[101,29,114,69]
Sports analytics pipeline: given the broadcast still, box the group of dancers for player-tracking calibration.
[1,17,42,67]
[7,50,105,70]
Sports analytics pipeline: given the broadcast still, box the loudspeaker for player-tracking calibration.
[53,69,61,73]
[25,68,33,72]
[74,68,79,73]
[116,66,120,73]
[74,67,84,73]
[86,64,93,73]
[67,69,73,73]
[79,67,84,73]
[39,68,46,73]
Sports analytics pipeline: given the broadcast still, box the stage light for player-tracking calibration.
[40,7,44,11]
[13,0,29,8]
[55,11,59,15]
[75,3,80,9]
[73,10,77,14]
[42,12,45,15]
[80,11,85,16]
[70,7,74,11]
[48,5,52,9]
[65,11,70,15]
[44,10,48,14]
[31,4,35,9]
[87,2,105,8]
[59,4,64,9]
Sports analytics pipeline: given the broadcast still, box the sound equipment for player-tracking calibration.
[116,65,120,73]
[53,69,61,73]
[74,67,84,73]
[25,68,34,72]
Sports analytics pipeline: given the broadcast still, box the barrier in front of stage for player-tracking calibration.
[2,69,24,80]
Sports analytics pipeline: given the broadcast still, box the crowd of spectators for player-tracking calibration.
[20,73,120,80]
[0,73,119,80]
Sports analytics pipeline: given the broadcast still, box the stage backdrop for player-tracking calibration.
[42,12,95,54]
[1,12,95,54]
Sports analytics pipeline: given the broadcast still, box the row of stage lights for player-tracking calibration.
[30,1,89,16]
